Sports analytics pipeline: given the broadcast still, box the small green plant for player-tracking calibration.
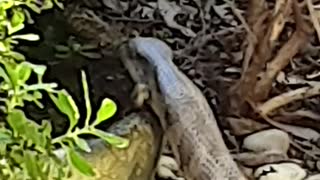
[49,70,129,176]
[0,0,63,60]
[0,0,128,179]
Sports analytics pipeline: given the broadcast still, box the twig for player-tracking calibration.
[240,12,269,77]
[224,0,257,43]
[237,11,272,102]
[254,28,309,99]
[224,0,258,80]
[247,0,267,26]
[307,0,320,42]
[269,0,292,42]
[281,110,320,121]
[258,84,320,115]
[305,55,320,68]
[254,0,312,100]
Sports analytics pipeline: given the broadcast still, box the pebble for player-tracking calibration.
[316,161,320,171]
[254,163,307,180]
[306,174,320,180]
[306,160,316,170]
[242,129,290,154]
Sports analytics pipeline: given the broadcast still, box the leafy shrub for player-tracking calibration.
[0,1,128,179]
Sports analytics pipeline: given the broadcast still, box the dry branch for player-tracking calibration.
[258,84,320,115]
[254,0,313,100]
[307,0,320,42]
[247,0,266,27]
[254,29,310,99]
[236,0,313,111]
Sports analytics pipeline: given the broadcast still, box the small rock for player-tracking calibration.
[254,163,307,180]
[316,160,320,171]
[187,69,196,76]
[306,174,320,180]
[236,151,287,166]
[242,129,290,153]
[306,160,316,170]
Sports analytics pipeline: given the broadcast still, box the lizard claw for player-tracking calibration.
[157,155,185,180]
[131,83,150,108]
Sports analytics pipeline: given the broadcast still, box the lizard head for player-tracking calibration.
[129,37,173,66]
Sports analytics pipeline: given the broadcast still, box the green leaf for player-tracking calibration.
[94,98,117,126]
[54,45,70,52]
[40,120,52,138]
[26,3,41,14]
[2,1,14,10]
[22,9,34,24]
[10,147,24,164]
[17,63,32,84]
[0,130,12,142]
[7,8,25,35]
[66,148,95,177]
[22,93,38,102]
[54,52,71,59]
[0,129,12,154]
[23,62,46,76]
[33,91,43,99]
[3,61,19,87]
[74,137,91,153]
[81,70,92,126]
[90,129,128,148]
[0,66,10,83]
[7,110,27,135]
[11,34,40,41]
[42,0,54,10]
[23,150,46,179]
[30,91,44,108]
[8,51,25,61]
[49,90,79,131]
[54,0,64,9]
[7,109,48,151]
[0,41,7,51]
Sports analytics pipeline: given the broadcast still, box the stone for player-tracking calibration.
[306,174,320,180]
[254,163,306,180]
[243,129,290,153]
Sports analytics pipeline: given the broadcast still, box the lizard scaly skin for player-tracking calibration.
[128,37,247,180]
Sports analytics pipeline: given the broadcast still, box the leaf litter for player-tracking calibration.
[63,0,320,179]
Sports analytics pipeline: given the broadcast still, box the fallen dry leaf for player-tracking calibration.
[102,0,125,13]
[158,0,196,37]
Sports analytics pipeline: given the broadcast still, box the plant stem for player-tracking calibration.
[52,127,91,145]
